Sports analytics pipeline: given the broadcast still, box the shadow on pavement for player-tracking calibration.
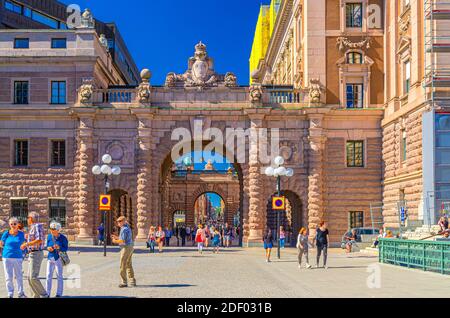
[135,284,195,288]
[61,296,136,299]
[69,247,242,255]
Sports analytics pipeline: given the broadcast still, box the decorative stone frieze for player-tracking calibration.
[337,37,372,52]
[78,78,95,105]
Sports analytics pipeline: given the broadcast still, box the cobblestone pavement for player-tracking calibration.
[0,246,448,298]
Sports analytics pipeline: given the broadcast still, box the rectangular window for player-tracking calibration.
[349,211,364,229]
[32,11,58,29]
[5,1,22,14]
[51,38,67,49]
[49,199,66,227]
[346,84,364,108]
[346,3,363,28]
[11,199,28,226]
[14,81,28,104]
[404,61,411,94]
[347,140,364,167]
[401,130,407,162]
[51,81,66,104]
[51,140,66,167]
[23,7,31,17]
[14,38,29,49]
[14,140,28,167]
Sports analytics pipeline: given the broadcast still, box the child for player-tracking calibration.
[212,229,221,254]
[297,227,311,269]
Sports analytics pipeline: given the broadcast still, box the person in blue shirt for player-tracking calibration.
[111,216,136,288]
[0,217,27,298]
[97,223,105,246]
[45,222,68,298]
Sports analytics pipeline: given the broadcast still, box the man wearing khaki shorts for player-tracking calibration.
[111,216,136,288]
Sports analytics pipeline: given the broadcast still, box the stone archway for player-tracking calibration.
[266,190,303,247]
[106,189,133,243]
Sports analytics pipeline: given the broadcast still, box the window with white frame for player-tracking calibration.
[346,3,363,28]
[346,83,364,108]
[404,60,411,94]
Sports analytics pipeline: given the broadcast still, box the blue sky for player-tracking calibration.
[61,0,268,85]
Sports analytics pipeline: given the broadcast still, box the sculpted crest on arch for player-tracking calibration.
[165,42,237,89]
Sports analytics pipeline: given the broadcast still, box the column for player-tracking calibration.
[76,116,95,243]
[246,114,266,246]
[307,115,326,237]
[135,115,153,240]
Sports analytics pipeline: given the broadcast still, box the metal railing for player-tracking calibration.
[379,238,450,275]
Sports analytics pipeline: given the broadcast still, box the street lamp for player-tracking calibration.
[92,154,122,257]
[264,156,294,259]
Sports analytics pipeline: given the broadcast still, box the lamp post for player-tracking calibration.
[92,154,122,257]
[264,156,294,259]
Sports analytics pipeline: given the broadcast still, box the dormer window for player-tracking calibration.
[347,52,363,64]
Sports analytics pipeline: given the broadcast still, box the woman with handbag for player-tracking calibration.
[46,222,69,298]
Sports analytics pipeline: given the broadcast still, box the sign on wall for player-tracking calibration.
[99,195,111,211]
[272,197,285,210]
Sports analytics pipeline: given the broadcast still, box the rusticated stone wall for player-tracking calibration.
[0,136,78,238]
[382,107,424,228]
[324,137,383,242]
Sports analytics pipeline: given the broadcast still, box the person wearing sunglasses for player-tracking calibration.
[0,217,27,298]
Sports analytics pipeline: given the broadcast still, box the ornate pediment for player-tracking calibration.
[165,42,237,90]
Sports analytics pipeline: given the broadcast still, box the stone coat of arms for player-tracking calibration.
[164,41,237,89]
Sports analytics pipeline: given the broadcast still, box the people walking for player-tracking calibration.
[45,222,68,298]
[191,226,196,246]
[280,226,286,249]
[204,225,210,248]
[111,216,136,288]
[212,228,221,254]
[263,228,274,263]
[24,212,49,298]
[223,223,232,248]
[97,223,105,246]
[195,225,206,254]
[315,221,330,269]
[185,226,191,243]
[297,227,311,269]
[0,217,27,298]
[147,226,156,253]
[180,226,187,247]
[156,226,165,253]
[164,227,172,247]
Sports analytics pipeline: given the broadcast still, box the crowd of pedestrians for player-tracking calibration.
[0,212,69,298]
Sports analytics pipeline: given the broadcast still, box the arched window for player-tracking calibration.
[346,52,363,64]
